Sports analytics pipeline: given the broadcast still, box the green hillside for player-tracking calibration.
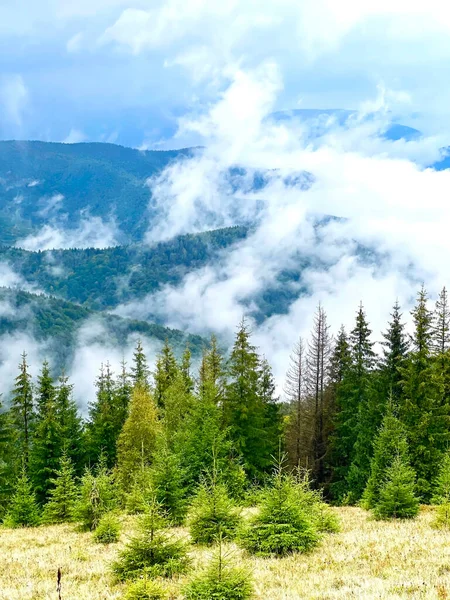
[0,287,205,365]
[0,141,192,244]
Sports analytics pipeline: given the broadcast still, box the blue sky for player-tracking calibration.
[2,0,450,147]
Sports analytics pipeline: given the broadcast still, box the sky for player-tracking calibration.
[3,1,450,404]
[3,0,450,146]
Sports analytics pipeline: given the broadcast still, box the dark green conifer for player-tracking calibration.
[374,455,419,520]
[43,452,78,523]
[4,465,40,528]
[10,352,34,466]
[154,340,179,408]
[112,498,189,581]
[362,404,410,509]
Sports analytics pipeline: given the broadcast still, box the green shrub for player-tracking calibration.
[188,480,241,545]
[239,469,320,557]
[112,500,189,581]
[123,578,168,600]
[93,512,121,544]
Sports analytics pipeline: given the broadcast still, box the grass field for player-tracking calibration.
[1,507,450,599]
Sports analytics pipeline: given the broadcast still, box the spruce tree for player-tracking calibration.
[344,304,377,502]
[87,362,117,468]
[43,453,78,523]
[374,455,419,520]
[401,286,449,500]
[328,326,352,500]
[30,381,62,504]
[151,440,187,525]
[4,466,40,528]
[112,498,190,581]
[117,385,160,491]
[239,465,319,556]
[381,301,409,409]
[433,287,450,355]
[223,319,273,480]
[362,405,410,509]
[184,537,253,600]
[188,467,242,545]
[10,352,34,467]
[131,340,150,389]
[162,372,194,442]
[180,344,194,394]
[114,360,132,432]
[154,340,179,408]
[55,373,84,474]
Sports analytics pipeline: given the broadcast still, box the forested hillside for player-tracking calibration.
[0,227,248,310]
[0,141,193,244]
[0,287,205,366]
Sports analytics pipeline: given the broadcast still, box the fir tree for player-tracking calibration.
[381,301,409,409]
[87,362,117,468]
[362,405,410,509]
[184,537,253,600]
[4,465,40,528]
[30,379,62,504]
[151,440,187,525]
[239,465,320,556]
[374,455,419,520]
[114,359,132,431]
[180,344,194,394]
[112,498,190,581]
[10,352,34,466]
[327,326,352,499]
[433,287,450,355]
[154,340,179,408]
[34,360,56,422]
[93,512,121,544]
[400,286,449,500]
[117,385,160,491]
[131,340,150,389]
[188,467,242,545]
[223,319,274,480]
[43,453,78,523]
[55,373,84,474]
[344,304,377,502]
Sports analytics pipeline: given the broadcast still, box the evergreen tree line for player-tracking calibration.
[0,321,282,522]
[2,284,450,525]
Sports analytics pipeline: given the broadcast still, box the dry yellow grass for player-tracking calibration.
[2,507,450,599]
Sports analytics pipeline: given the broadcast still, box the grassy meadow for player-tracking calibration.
[1,507,450,599]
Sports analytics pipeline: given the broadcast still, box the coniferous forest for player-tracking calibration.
[3,284,450,597]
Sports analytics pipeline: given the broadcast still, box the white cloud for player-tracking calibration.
[113,62,450,392]
[15,215,120,250]
[0,74,29,128]
[63,128,87,144]
[69,318,162,412]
